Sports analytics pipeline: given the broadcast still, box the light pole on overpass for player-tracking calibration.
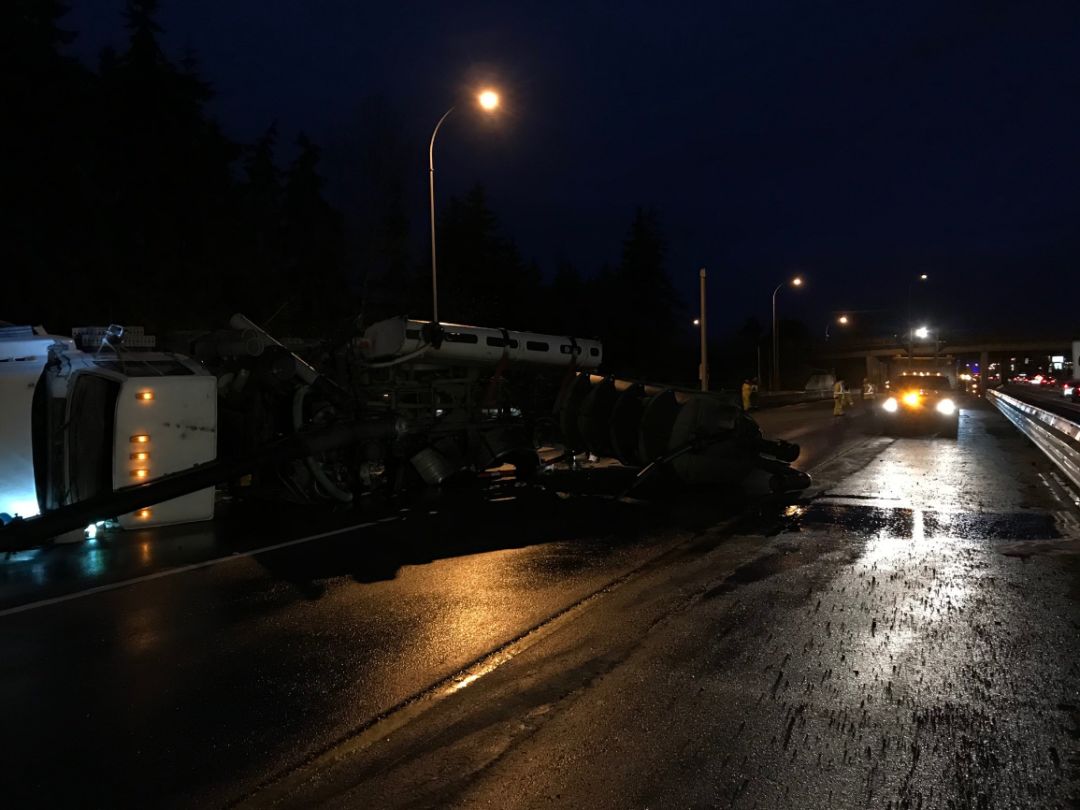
[907,273,929,368]
[771,276,803,390]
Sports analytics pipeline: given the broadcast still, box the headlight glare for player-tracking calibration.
[936,398,956,415]
[882,397,898,413]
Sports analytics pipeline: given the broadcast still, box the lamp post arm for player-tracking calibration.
[771,283,783,391]
[429,106,456,172]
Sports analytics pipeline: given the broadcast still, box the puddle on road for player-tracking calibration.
[789,502,1061,541]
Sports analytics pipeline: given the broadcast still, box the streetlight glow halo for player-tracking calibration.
[478,89,500,111]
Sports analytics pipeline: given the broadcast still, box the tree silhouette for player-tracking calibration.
[4,0,98,327]
[436,185,541,328]
[599,208,683,378]
[278,133,350,330]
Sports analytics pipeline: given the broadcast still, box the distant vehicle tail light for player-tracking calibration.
[882,397,898,413]
[936,398,956,415]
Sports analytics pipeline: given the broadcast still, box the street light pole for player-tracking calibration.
[771,283,780,390]
[427,89,501,326]
[699,268,708,391]
[906,273,928,370]
[771,276,802,391]
[428,105,456,325]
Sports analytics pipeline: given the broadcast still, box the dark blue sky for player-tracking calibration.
[67,1,1080,336]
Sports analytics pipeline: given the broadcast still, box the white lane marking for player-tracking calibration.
[0,519,393,619]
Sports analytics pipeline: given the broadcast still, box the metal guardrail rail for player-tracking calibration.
[987,388,1080,491]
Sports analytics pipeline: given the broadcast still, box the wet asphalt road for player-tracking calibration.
[4,394,1077,807]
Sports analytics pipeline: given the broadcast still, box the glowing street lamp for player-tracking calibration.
[907,273,929,368]
[914,325,930,339]
[825,313,850,341]
[771,276,804,390]
[428,89,501,325]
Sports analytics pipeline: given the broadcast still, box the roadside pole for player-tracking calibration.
[699,268,709,391]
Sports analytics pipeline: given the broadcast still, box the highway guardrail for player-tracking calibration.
[987,388,1080,491]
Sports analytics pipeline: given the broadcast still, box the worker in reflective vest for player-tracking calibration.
[742,379,754,411]
[833,378,846,416]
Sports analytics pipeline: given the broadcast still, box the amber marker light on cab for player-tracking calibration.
[136,391,154,402]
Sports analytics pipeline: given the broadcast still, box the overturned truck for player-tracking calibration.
[0,315,809,551]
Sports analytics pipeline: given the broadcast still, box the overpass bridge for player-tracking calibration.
[821,334,1079,384]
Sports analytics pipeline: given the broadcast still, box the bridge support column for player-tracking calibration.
[980,351,990,389]
[865,354,883,385]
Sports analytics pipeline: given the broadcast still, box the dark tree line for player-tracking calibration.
[6,1,695,382]
[6,0,349,335]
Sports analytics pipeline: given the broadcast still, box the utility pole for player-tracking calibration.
[699,268,709,391]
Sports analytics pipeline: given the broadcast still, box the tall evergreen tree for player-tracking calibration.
[602,208,682,378]
[95,0,238,329]
[278,133,350,331]
[324,95,415,323]
[3,0,98,328]
[437,185,542,328]
[230,123,285,319]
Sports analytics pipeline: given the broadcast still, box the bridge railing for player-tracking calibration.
[987,388,1080,492]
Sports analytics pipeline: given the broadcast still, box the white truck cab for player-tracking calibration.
[0,326,217,533]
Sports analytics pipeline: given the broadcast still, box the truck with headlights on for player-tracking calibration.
[879,373,960,438]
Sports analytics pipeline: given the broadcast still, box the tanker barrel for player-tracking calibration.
[577,377,618,458]
[553,371,804,490]
[609,383,647,466]
[638,389,682,464]
[0,417,397,552]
